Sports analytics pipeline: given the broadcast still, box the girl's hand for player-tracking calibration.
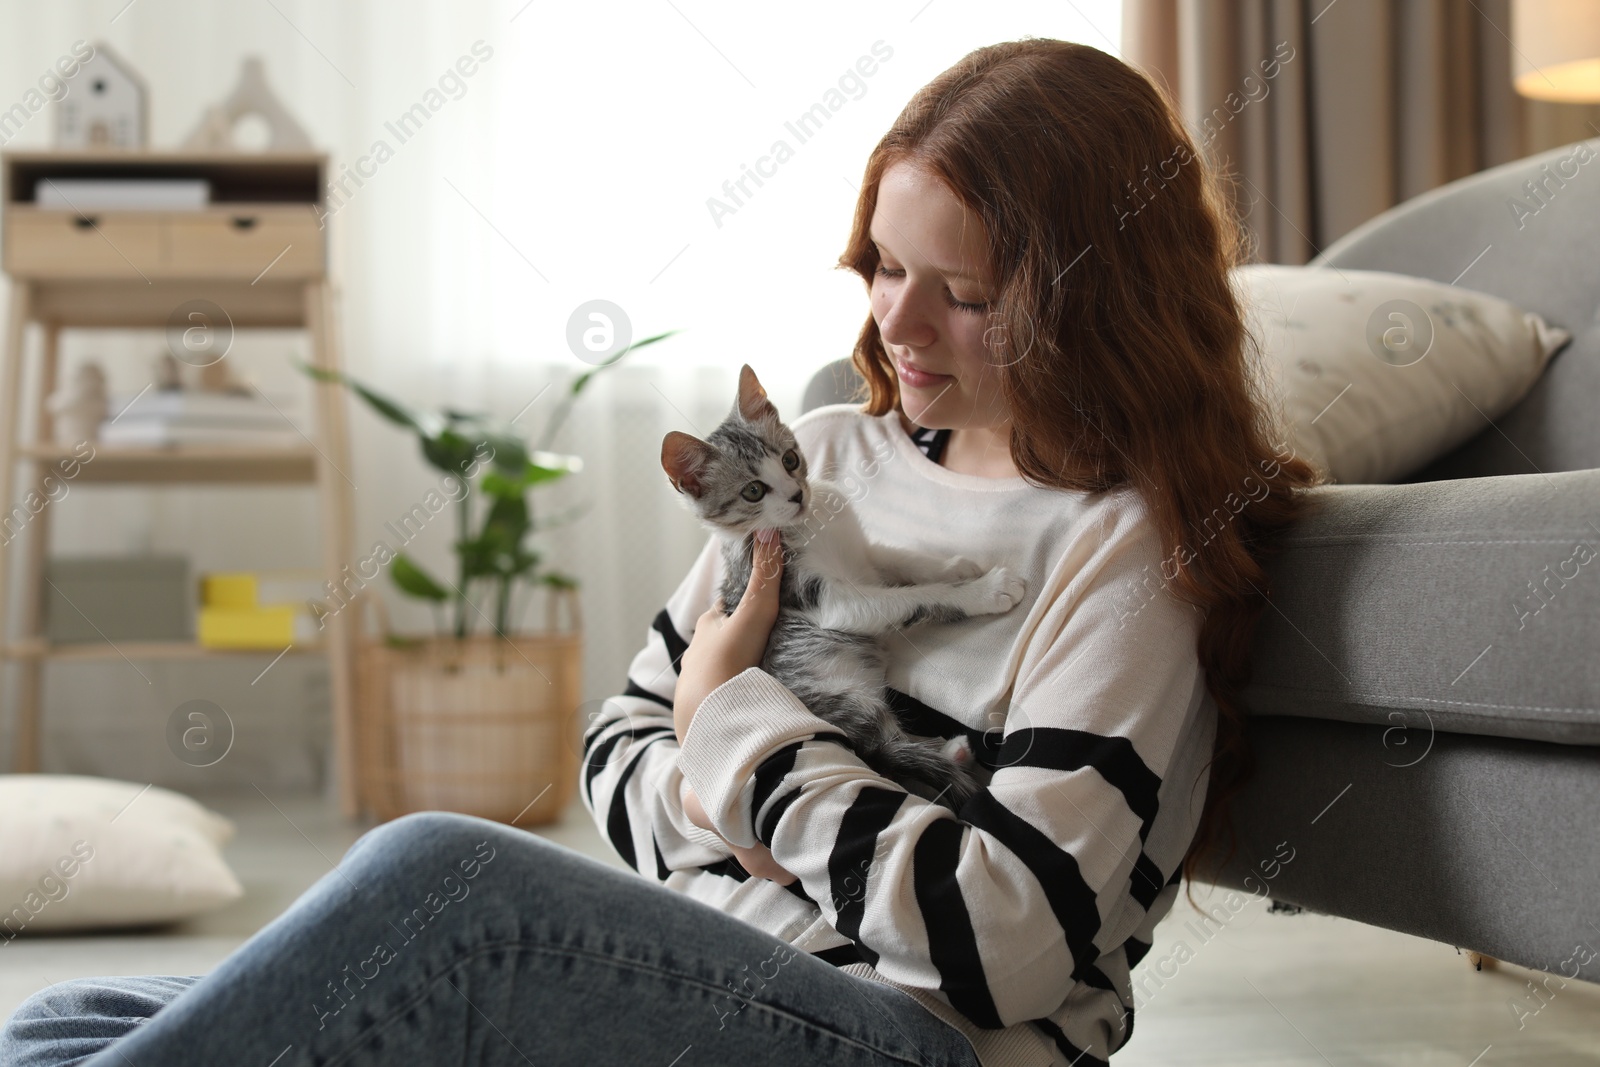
[673,530,790,884]
[683,783,797,886]
[674,528,784,745]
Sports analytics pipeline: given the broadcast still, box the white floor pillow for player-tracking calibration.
[0,775,244,933]
[1234,264,1572,484]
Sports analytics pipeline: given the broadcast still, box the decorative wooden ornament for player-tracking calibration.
[182,56,312,152]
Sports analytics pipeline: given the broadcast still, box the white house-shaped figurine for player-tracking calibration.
[55,43,148,150]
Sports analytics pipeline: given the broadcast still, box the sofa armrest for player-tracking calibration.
[1244,469,1600,745]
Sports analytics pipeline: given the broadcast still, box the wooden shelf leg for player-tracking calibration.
[13,497,48,773]
[306,281,360,817]
[0,282,34,772]
[12,321,60,773]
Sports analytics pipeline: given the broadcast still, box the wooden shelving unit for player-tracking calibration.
[17,444,320,483]
[0,150,359,813]
[1,638,327,661]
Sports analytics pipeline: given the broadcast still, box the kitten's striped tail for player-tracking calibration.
[870,734,981,812]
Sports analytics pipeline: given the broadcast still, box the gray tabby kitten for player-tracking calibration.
[660,364,1026,810]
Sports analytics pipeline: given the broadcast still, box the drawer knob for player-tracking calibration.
[230,216,258,231]
[72,215,99,230]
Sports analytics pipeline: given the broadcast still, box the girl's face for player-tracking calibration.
[869,161,1011,435]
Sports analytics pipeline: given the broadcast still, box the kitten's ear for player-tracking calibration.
[736,364,779,425]
[661,431,713,497]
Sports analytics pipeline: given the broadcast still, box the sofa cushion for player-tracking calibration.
[1307,137,1600,481]
[1236,264,1570,485]
[1244,469,1600,745]
[1404,320,1600,482]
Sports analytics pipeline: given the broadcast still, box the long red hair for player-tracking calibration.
[836,39,1323,895]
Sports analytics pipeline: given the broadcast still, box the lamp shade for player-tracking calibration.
[1511,0,1600,102]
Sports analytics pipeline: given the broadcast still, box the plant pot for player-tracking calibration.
[355,590,582,826]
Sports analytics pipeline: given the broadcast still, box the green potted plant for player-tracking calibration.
[299,331,676,824]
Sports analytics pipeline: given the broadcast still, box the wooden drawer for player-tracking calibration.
[165,211,324,279]
[4,211,162,279]
[2,208,325,280]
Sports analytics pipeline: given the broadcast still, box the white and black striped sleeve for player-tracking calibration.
[674,515,1213,1031]
[579,533,738,881]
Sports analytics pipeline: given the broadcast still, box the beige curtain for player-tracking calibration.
[1122,0,1600,264]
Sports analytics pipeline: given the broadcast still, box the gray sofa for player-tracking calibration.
[801,136,1600,982]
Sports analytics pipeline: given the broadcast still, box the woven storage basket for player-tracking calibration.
[355,589,582,826]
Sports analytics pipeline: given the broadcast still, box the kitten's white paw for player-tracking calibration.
[967,566,1026,614]
[999,571,1027,610]
[939,555,986,582]
[942,735,975,767]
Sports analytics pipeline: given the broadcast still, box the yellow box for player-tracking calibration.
[198,605,295,649]
[201,573,258,610]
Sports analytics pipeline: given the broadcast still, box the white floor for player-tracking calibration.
[4,790,1598,1065]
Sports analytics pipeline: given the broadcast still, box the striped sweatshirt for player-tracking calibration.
[580,402,1218,1065]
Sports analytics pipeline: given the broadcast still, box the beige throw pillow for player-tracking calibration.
[1234,264,1571,484]
[0,774,244,933]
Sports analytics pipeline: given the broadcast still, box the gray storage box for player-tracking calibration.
[43,556,193,643]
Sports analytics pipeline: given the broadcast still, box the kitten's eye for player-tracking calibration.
[782,449,799,472]
[741,482,767,502]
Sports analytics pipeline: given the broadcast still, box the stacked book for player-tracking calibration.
[100,391,302,448]
[198,571,325,649]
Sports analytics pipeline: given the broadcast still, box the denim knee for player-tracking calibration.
[4,978,86,1032]
[0,976,199,1067]
[345,810,492,860]
[6,975,199,1021]
[340,811,557,889]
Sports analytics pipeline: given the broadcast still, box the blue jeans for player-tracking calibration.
[0,812,981,1067]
